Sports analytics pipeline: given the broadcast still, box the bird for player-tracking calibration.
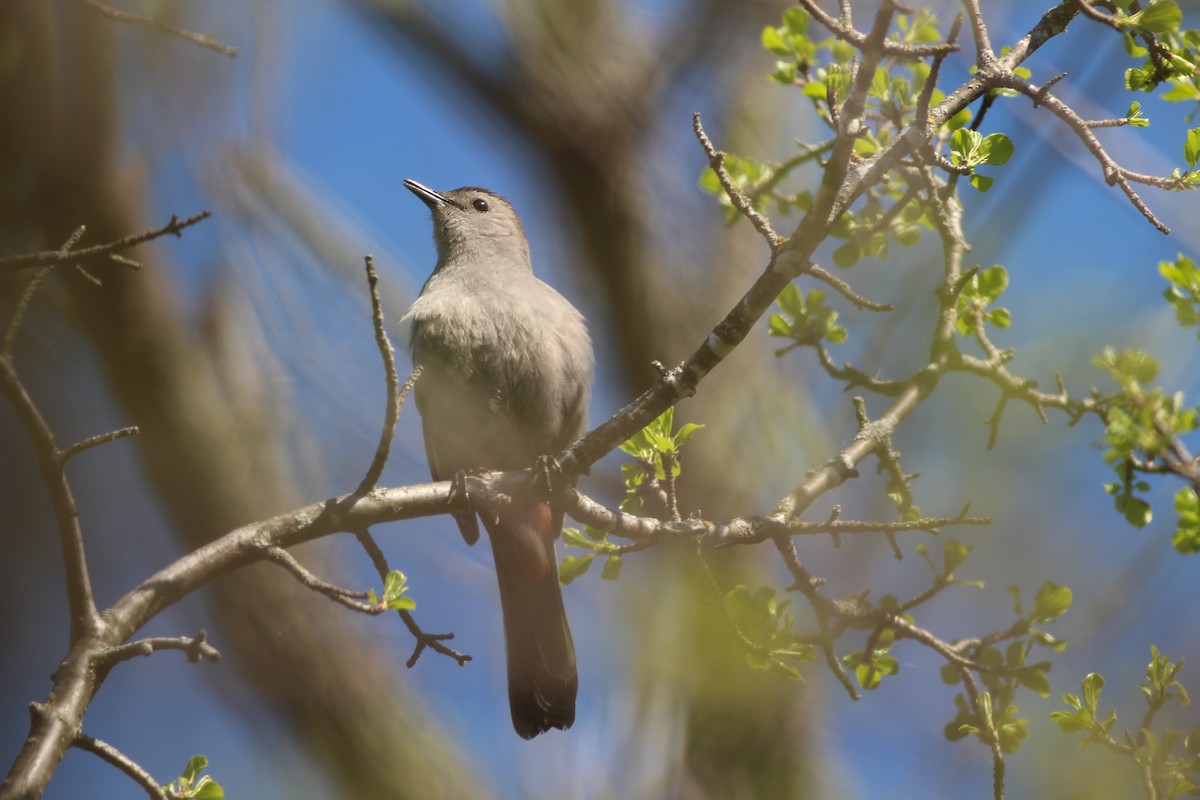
[400,178,593,738]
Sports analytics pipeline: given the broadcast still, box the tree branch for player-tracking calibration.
[0,211,212,274]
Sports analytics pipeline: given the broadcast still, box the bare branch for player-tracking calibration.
[74,731,168,799]
[0,211,212,274]
[355,255,415,495]
[0,357,100,642]
[693,113,783,251]
[808,264,894,311]
[61,426,140,463]
[99,631,221,669]
[997,75,1171,233]
[353,530,471,667]
[77,0,237,57]
[2,268,52,359]
[265,545,383,612]
[798,0,959,58]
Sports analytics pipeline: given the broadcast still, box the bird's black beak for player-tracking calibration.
[404,178,453,209]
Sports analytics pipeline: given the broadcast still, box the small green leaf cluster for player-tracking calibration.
[1170,127,1200,186]
[698,155,810,225]
[916,539,978,586]
[616,405,703,514]
[1050,672,1114,737]
[943,582,1072,755]
[762,7,830,86]
[841,542,978,695]
[827,186,933,268]
[950,690,1029,755]
[703,8,966,257]
[1174,488,1200,553]
[769,285,846,352]
[1116,1,1199,101]
[1161,254,1200,335]
[368,570,416,611]
[843,603,901,692]
[163,755,223,800]
[1093,347,1199,541]
[949,129,1015,193]
[955,265,1011,334]
[1052,647,1200,800]
[559,525,623,584]
[725,585,817,680]
[1127,100,1152,127]
[561,408,701,584]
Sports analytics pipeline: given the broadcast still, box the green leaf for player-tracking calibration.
[943,539,972,575]
[559,554,595,585]
[1126,101,1151,127]
[978,691,995,729]
[802,80,828,98]
[776,283,805,317]
[195,780,226,800]
[762,26,792,57]
[1185,128,1200,171]
[976,265,1008,301]
[1093,346,1159,388]
[1082,672,1105,714]
[182,756,208,784]
[1016,666,1053,697]
[969,174,994,193]
[674,422,704,447]
[1127,0,1183,34]
[1173,488,1200,553]
[1050,708,1089,733]
[1163,79,1200,103]
[871,66,890,100]
[950,128,980,167]
[561,527,596,550]
[382,570,416,611]
[978,133,1014,166]
[854,656,898,690]
[783,7,809,36]
[601,555,623,580]
[833,241,861,268]
[987,307,1012,328]
[1032,582,1072,623]
[1118,493,1153,528]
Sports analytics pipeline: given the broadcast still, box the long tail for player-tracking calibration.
[483,501,577,739]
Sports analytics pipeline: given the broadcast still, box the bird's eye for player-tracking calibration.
[472,198,489,212]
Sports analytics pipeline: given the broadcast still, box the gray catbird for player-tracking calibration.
[400,179,593,738]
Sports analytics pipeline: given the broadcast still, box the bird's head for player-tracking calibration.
[404,179,532,271]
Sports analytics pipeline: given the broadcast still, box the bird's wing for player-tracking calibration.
[412,334,482,545]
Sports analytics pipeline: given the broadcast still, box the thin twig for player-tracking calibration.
[61,427,140,463]
[355,255,412,495]
[265,546,381,613]
[74,732,169,800]
[353,530,472,667]
[2,267,53,358]
[78,0,237,57]
[788,513,990,535]
[693,113,783,250]
[0,211,212,273]
[808,264,893,311]
[998,75,1171,233]
[99,631,221,669]
[798,0,959,58]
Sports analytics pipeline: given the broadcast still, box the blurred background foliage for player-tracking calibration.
[1,1,1199,798]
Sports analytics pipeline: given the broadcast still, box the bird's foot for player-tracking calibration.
[534,455,567,499]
